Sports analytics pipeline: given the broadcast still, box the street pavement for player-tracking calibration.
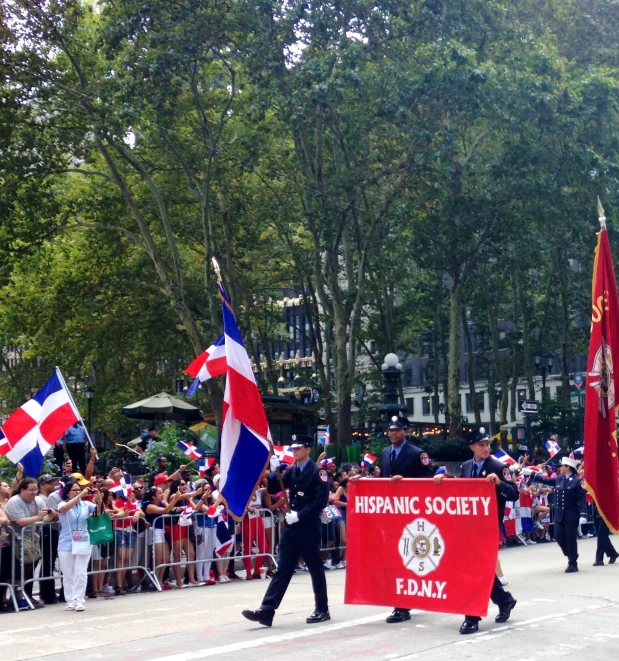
[3,537,619,661]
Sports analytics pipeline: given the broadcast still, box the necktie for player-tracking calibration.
[472,464,479,478]
[390,448,396,465]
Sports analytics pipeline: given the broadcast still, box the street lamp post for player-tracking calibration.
[85,386,94,436]
[381,352,404,422]
[533,352,555,403]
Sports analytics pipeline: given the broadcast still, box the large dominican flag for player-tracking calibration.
[218,282,271,520]
[584,221,619,533]
[0,368,80,476]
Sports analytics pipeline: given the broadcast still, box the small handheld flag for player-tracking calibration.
[109,476,132,499]
[362,453,377,467]
[320,457,336,469]
[544,439,561,458]
[177,440,204,461]
[492,450,516,466]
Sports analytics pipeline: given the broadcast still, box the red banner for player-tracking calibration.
[585,226,619,533]
[345,479,498,617]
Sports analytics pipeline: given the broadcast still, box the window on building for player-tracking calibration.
[555,385,564,400]
[422,397,431,416]
[406,398,415,415]
[464,392,486,413]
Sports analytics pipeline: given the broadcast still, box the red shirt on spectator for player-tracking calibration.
[114,497,137,528]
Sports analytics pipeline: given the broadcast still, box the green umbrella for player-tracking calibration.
[121,391,203,423]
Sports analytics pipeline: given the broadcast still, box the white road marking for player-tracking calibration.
[146,612,399,661]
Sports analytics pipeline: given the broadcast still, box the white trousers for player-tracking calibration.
[195,527,216,581]
[58,549,92,606]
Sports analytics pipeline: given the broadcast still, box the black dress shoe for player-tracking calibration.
[610,555,618,564]
[306,610,330,624]
[459,619,479,634]
[495,597,517,623]
[593,560,604,566]
[386,608,411,624]
[565,564,579,573]
[242,609,274,627]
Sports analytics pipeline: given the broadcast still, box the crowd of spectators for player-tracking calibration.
[0,443,599,614]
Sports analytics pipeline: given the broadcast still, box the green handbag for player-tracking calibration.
[87,512,114,545]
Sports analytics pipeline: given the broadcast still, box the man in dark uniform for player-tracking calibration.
[242,435,329,627]
[435,427,518,634]
[525,456,588,572]
[381,415,434,624]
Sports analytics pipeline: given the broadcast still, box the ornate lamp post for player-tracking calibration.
[533,352,555,403]
[85,386,94,435]
[381,352,403,421]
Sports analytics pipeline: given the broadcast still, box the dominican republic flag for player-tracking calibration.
[214,511,234,557]
[218,280,271,520]
[177,440,204,461]
[320,456,336,469]
[0,368,79,476]
[362,453,377,467]
[273,445,295,465]
[545,439,561,458]
[109,476,132,499]
[185,336,227,396]
[197,457,216,478]
[492,450,516,466]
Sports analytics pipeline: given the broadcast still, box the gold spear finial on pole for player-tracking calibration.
[598,196,606,229]
[211,257,222,282]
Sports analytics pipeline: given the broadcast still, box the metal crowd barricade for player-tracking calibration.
[0,525,19,612]
[151,508,278,586]
[18,516,158,609]
[319,507,347,564]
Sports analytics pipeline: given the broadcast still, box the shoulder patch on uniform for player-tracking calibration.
[319,469,328,482]
[580,478,586,488]
[420,452,430,466]
[503,467,512,481]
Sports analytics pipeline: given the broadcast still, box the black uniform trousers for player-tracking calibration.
[261,522,327,613]
[466,576,513,622]
[596,518,618,563]
[554,520,579,566]
[66,443,86,474]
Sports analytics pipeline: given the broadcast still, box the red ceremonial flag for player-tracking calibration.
[345,479,498,617]
[584,215,619,533]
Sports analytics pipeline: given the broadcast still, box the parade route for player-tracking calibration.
[3,538,619,661]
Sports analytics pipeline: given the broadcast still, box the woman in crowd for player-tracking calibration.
[167,478,203,587]
[91,488,118,600]
[331,477,348,568]
[143,485,182,589]
[113,485,145,595]
[193,482,232,584]
[193,481,218,584]
[242,483,267,580]
[58,478,102,611]
[260,471,283,577]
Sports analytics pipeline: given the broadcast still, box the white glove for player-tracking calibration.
[285,511,299,525]
[579,517,587,525]
[522,468,533,476]
[270,455,280,472]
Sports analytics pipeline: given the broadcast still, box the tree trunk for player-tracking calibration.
[462,303,481,426]
[448,276,463,437]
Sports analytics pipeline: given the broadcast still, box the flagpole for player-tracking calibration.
[55,367,95,449]
[598,196,606,228]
